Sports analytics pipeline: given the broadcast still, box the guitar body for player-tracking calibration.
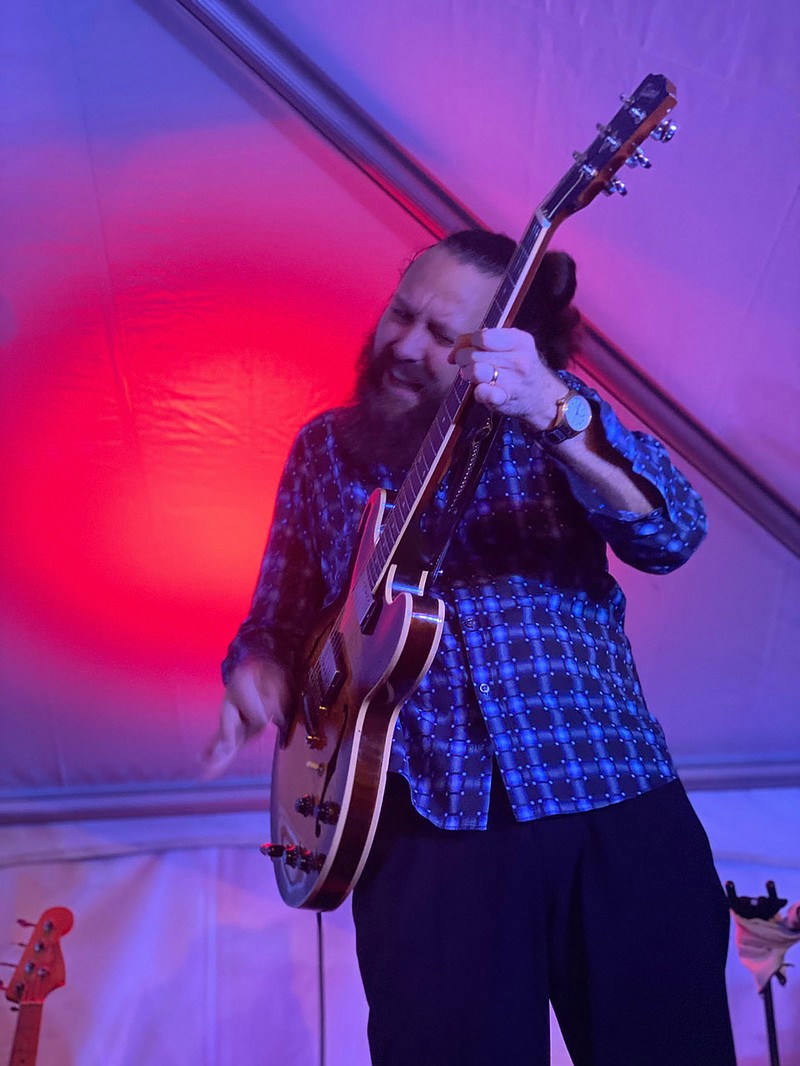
[269,489,445,910]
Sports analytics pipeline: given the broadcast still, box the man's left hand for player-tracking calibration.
[449,327,564,430]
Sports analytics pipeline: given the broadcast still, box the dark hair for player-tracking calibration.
[433,229,579,370]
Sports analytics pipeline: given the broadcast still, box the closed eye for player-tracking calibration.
[431,327,455,347]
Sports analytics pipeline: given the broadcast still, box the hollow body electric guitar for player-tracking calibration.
[264,74,678,910]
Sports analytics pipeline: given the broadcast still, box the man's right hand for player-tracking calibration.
[203,657,291,778]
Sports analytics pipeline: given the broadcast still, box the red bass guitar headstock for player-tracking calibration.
[4,908,74,1008]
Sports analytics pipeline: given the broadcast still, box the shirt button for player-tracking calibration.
[462,617,477,630]
[478,683,490,694]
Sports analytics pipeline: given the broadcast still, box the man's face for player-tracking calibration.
[371,246,500,414]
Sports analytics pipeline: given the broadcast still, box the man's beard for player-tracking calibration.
[337,333,450,475]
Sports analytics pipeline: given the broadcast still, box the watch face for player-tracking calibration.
[563,394,592,432]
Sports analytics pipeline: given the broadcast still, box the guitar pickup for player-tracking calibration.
[317,639,345,709]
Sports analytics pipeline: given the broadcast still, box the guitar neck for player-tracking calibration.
[362,211,554,597]
[353,72,676,614]
[9,1003,42,1066]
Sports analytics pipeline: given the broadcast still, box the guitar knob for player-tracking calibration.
[294,794,315,817]
[314,801,340,825]
[300,850,326,872]
[283,845,301,868]
[298,850,315,873]
[260,842,287,858]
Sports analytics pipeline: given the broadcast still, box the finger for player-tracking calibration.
[477,327,524,351]
[458,358,501,387]
[201,699,248,777]
[473,381,509,409]
[201,731,239,779]
[448,329,489,364]
[451,342,504,380]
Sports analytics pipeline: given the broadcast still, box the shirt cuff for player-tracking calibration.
[549,370,672,525]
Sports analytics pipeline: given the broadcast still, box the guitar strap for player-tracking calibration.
[426,408,503,585]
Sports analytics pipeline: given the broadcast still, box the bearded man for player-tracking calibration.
[207,231,736,1065]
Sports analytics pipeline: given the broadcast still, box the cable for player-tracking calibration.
[316,910,326,1066]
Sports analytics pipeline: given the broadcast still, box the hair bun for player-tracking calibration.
[432,230,579,370]
[530,250,577,310]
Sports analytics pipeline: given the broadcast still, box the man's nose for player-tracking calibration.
[391,321,427,362]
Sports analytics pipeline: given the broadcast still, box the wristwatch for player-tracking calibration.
[538,390,593,446]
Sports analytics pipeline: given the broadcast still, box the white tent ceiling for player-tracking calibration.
[2,0,797,809]
[1,1,798,1061]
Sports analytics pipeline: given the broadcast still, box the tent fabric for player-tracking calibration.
[1,0,799,1062]
[1,0,797,804]
[1,789,798,1064]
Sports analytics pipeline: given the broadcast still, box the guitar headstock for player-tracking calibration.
[544,73,677,221]
[3,907,74,1007]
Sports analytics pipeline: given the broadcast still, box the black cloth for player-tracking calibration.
[353,772,736,1066]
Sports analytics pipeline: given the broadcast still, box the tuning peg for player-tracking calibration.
[618,93,645,121]
[15,920,35,928]
[572,151,598,178]
[625,148,652,169]
[603,179,628,197]
[650,119,677,143]
[592,124,621,150]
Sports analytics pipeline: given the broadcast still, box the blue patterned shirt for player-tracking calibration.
[223,372,707,829]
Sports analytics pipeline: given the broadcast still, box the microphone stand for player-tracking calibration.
[726,879,786,1066]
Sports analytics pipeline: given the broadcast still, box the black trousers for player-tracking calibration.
[352,772,736,1066]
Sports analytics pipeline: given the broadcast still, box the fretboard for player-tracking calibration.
[359,209,553,607]
[9,1003,43,1066]
[351,71,678,615]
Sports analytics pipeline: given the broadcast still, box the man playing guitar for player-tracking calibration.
[207,230,736,1065]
